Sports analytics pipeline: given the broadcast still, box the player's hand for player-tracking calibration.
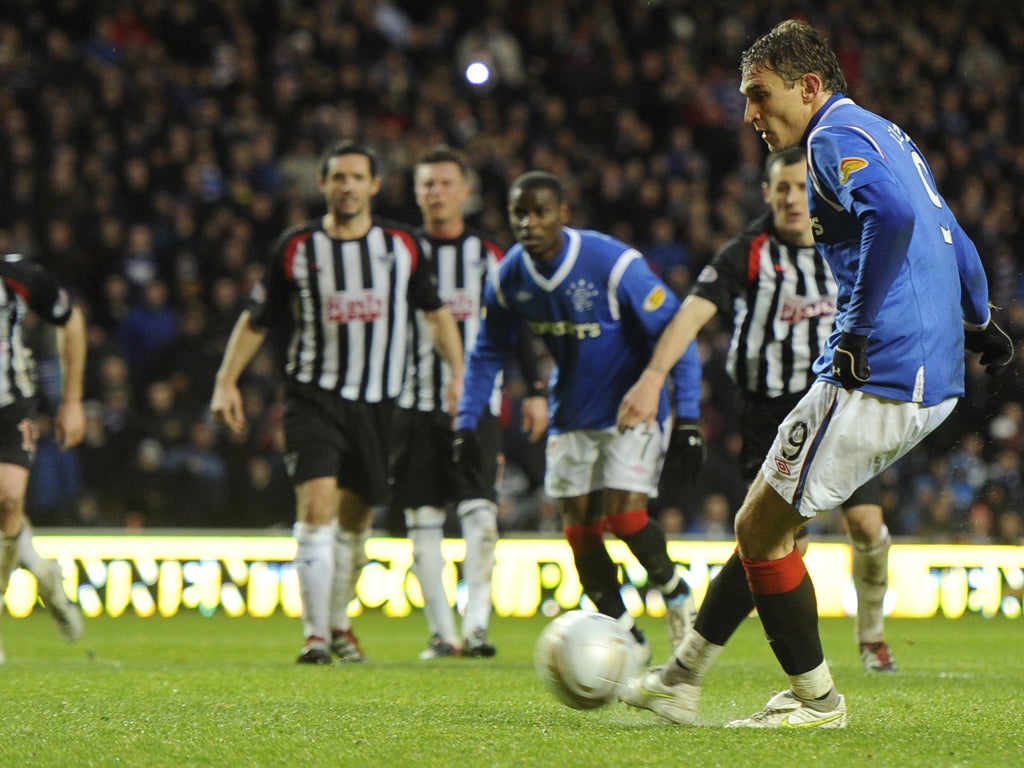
[211,381,247,434]
[452,428,481,476]
[521,395,549,443]
[831,331,870,389]
[965,318,1014,375]
[662,420,706,486]
[617,369,665,433]
[55,399,86,449]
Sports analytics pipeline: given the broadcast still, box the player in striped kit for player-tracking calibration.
[458,171,706,661]
[641,147,898,671]
[620,20,1013,728]
[212,142,465,665]
[0,254,87,661]
[392,146,549,660]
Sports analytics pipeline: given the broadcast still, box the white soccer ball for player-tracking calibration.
[533,610,635,710]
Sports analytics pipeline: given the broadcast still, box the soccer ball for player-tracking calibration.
[533,610,635,710]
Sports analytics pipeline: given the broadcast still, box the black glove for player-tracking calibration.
[831,331,870,389]
[452,428,481,476]
[662,420,706,487]
[965,318,1014,375]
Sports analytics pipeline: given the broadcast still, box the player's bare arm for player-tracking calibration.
[422,305,465,416]
[617,295,717,432]
[55,305,87,449]
[211,310,268,434]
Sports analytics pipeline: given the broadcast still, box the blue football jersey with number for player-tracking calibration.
[805,94,991,405]
[457,227,701,433]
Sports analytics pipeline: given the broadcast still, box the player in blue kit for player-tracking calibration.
[457,171,706,659]
[619,20,1014,728]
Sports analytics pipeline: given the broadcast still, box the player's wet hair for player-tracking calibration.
[741,19,848,94]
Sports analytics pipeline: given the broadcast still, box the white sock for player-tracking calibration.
[16,523,45,576]
[457,499,497,637]
[330,527,368,633]
[408,506,457,642]
[853,525,891,644]
[662,631,723,685]
[293,522,335,642]
[789,659,835,702]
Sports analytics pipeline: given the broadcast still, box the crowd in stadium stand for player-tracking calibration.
[2,1,1023,543]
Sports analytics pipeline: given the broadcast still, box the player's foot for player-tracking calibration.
[330,628,367,662]
[296,637,331,665]
[37,560,83,643]
[419,634,460,660]
[620,668,700,725]
[664,592,696,650]
[462,629,496,658]
[726,690,847,729]
[860,641,898,672]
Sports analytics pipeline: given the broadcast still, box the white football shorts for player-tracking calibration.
[544,421,669,499]
[762,381,957,518]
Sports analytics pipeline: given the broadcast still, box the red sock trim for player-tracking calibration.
[741,547,807,595]
[604,508,649,537]
[564,522,604,553]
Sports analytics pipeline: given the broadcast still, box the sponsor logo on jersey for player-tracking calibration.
[565,279,599,313]
[779,296,836,324]
[527,319,601,339]
[515,290,533,302]
[325,291,385,323]
[773,457,792,476]
[838,157,868,184]
[642,286,666,312]
[696,265,718,284]
[444,290,478,321]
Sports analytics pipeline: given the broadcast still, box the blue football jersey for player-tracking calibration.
[457,227,701,433]
[805,95,991,405]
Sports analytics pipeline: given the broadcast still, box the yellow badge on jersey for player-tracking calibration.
[642,285,666,312]
[839,157,868,184]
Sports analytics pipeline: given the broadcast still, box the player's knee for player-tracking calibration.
[843,504,885,545]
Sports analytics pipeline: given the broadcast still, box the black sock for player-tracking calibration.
[695,551,755,646]
[752,573,824,675]
[570,541,627,618]
[617,521,685,592]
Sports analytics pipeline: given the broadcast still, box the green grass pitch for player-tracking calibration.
[3,609,1021,767]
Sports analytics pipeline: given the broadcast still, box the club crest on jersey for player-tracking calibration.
[838,157,868,184]
[642,286,666,312]
[377,250,396,270]
[696,265,718,284]
[565,279,599,313]
[325,291,384,323]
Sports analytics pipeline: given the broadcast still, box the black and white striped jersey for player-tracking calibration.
[249,219,443,403]
[0,256,74,407]
[399,230,504,415]
[692,212,837,399]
